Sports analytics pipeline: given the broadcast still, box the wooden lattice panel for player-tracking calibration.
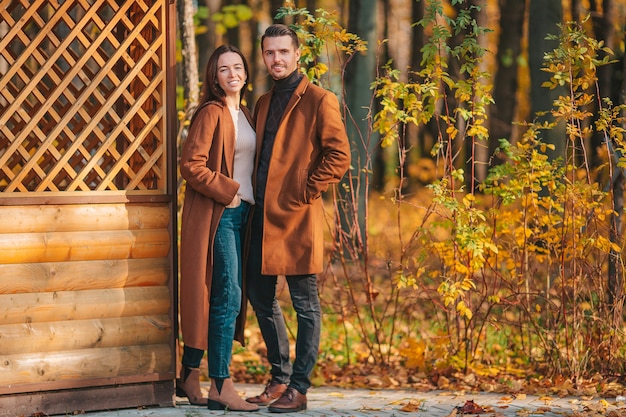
[0,0,167,193]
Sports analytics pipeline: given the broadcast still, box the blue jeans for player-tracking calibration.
[246,206,321,394]
[182,202,250,379]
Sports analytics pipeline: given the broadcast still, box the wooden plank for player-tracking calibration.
[0,380,174,416]
[0,229,170,264]
[0,192,172,206]
[0,344,172,386]
[0,204,170,233]
[0,315,171,355]
[0,258,169,294]
[0,287,170,324]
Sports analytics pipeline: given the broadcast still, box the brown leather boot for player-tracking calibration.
[246,380,288,405]
[175,366,208,405]
[207,378,260,411]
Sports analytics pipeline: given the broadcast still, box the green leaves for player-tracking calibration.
[194,5,253,36]
[212,5,253,35]
[275,5,367,85]
[371,6,626,376]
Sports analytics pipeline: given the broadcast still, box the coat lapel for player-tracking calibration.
[255,95,270,151]
[279,78,307,132]
[222,105,235,177]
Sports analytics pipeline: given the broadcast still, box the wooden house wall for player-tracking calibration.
[0,203,175,415]
[0,0,178,415]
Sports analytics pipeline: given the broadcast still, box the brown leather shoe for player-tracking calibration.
[246,380,288,406]
[268,387,307,413]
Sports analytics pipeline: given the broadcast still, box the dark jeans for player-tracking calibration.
[246,207,321,394]
[182,202,250,378]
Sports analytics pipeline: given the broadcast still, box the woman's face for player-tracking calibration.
[216,51,247,97]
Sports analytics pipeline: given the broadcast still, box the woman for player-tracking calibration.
[176,45,258,412]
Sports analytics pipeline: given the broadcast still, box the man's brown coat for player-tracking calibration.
[252,76,351,275]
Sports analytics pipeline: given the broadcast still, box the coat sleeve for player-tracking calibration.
[306,92,351,202]
[180,104,239,206]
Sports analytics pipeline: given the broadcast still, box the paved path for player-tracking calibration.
[81,383,622,417]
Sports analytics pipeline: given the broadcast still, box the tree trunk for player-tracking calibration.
[197,0,222,80]
[608,24,626,315]
[343,0,377,252]
[528,0,566,164]
[306,0,316,18]
[609,171,624,311]
[449,1,473,188]
[488,0,526,165]
[372,0,391,192]
[226,0,241,45]
[408,0,427,166]
[472,0,490,185]
[177,0,199,113]
[270,0,284,21]
[589,0,616,166]
[570,0,582,20]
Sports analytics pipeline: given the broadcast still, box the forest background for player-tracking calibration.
[176,0,626,398]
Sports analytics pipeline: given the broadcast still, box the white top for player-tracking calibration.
[229,107,256,204]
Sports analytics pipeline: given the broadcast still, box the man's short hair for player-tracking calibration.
[261,23,299,50]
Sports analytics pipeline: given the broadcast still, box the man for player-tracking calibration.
[245,23,351,413]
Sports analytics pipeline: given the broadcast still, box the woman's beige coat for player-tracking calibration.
[179,101,255,350]
[252,76,351,275]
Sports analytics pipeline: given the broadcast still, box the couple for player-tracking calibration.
[177,24,351,413]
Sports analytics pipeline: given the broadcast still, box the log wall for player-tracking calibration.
[0,204,174,413]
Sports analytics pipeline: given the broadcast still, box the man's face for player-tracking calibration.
[262,35,300,80]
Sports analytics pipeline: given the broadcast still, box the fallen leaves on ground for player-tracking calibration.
[231,353,626,404]
[216,325,626,417]
[399,398,424,412]
[455,399,486,414]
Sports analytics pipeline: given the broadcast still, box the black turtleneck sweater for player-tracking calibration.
[255,70,303,207]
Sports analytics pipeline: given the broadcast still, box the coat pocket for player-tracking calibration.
[298,168,309,205]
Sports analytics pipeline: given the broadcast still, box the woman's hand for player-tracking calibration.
[226,194,241,208]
